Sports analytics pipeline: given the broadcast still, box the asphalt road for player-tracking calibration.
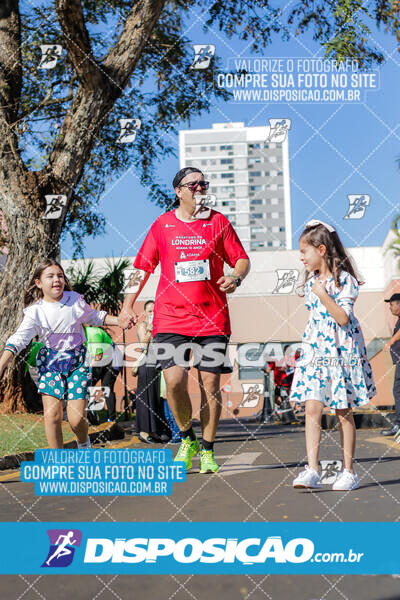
[1,420,400,600]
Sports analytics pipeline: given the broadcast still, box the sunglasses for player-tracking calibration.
[179,180,209,192]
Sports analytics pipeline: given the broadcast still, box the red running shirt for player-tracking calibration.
[134,210,249,336]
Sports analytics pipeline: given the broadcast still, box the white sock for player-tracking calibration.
[77,437,91,449]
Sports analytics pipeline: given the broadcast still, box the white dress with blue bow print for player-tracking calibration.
[290,271,376,409]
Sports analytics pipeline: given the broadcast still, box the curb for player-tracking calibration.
[0,421,125,471]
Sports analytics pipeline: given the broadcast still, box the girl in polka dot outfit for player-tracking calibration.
[0,259,134,449]
[291,220,376,492]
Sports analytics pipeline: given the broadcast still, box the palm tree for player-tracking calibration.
[96,258,130,316]
[68,257,132,418]
[67,260,98,304]
[96,258,132,418]
[388,216,400,266]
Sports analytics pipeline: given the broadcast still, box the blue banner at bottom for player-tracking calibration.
[0,522,396,574]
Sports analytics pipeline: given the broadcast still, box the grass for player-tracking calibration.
[0,413,76,457]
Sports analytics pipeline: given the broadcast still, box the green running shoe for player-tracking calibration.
[174,436,200,470]
[199,449,220,474]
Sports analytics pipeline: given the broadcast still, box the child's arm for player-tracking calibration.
[0,313,40,377]
[76,295,134,329]
[103,314,135,329]
[312,280,349,326]
[0,350,14,378]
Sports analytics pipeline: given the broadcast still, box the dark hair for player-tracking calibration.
[172,167,204,208]
[24,259,72,307]
[144,300,154,310]
[298,223,364,295]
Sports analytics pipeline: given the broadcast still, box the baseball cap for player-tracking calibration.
[384,293,400,302]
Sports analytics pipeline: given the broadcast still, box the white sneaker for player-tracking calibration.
[293,466,322,489]
[332,469,359,491]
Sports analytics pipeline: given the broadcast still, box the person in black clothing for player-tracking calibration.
[382,293,400,436]
[136,300,169,444]
[91,363,120,422]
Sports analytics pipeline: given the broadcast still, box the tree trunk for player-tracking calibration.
[0,0,168,412]
[0,172,64,412]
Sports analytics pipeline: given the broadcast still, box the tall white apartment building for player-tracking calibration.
[179,122,292,252]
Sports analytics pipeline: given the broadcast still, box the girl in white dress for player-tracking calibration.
[291,220,376,491]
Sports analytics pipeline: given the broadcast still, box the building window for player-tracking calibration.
[249,171,261,176]
[210,146,216,151]
[221,173,234,179]
[220,145,233,150]
[251,199,263,205]
[201,160,207,165]
[221,158,233,164]
[253,213,263,218]
[201,146,207,151]
[280,226,285,232]
[272,212,279,219]
[250,185,262,191]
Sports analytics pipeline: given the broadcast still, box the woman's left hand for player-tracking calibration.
[117,311,137,329]
[217,276,237,294]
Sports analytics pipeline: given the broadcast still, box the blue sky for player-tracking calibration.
[61,13,400,260]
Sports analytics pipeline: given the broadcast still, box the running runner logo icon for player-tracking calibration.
[344,194,370,219]
[190,44,216,69]
[266,118,291,143]
[39,45,62,69]
[240,383,264,408]
[43,195,67,219]
[88,386,110,411]
[272,269,299,294]
[41,529,82,568]
[118,118,141,143]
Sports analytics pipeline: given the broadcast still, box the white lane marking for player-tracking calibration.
[191,452,263,476]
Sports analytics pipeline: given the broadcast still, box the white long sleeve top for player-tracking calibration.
[4,291,107,354]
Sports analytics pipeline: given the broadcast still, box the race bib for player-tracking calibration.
[174,259,210,283]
